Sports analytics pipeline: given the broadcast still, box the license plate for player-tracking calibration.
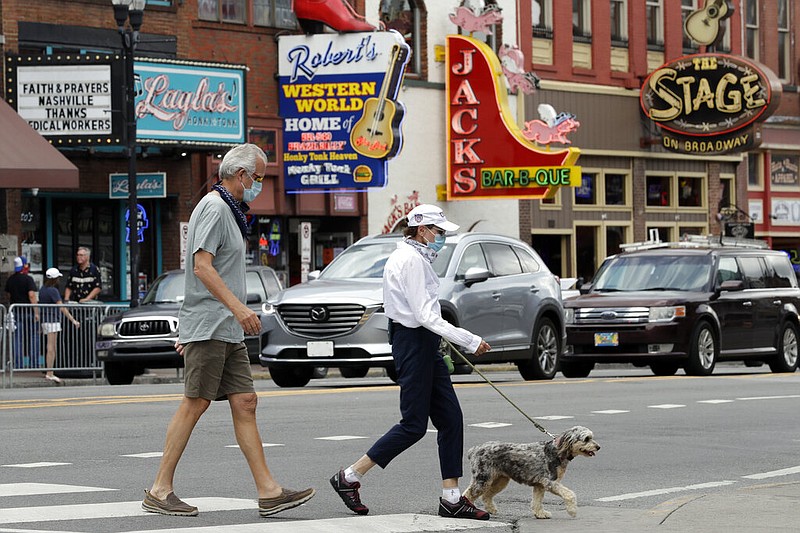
[594,332,619,347]
[307,341,334,357]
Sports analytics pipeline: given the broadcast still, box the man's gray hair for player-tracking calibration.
[78,246,91,258]
[218,143,268,180]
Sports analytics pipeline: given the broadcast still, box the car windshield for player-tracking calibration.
[319,240,455,279]
[593,255,713,292]
[142,273,185,304]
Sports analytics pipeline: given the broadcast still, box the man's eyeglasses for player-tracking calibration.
[242,168,264,183]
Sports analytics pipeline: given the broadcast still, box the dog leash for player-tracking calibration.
[443,339,556,440]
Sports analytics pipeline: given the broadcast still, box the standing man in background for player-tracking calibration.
[64,247,102,302]
[4,256,39,368]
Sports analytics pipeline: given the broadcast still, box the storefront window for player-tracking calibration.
[53,201,118,300]
[678,176,703,207]
[646,226,671,242]
[574,173,596,205]
[646,175,671,206]
[605,173,626,205]
[748,153,762,188]
[606,226,625,257]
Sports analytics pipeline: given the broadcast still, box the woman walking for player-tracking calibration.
[38,268,80,384]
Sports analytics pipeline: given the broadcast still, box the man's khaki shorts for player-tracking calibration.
[183,339,254,401]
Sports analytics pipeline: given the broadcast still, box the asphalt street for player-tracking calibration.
[1,365,799,532]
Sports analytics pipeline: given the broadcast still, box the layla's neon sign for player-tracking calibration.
[446,35,580,200]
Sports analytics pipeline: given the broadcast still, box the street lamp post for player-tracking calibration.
[112,0,145,307]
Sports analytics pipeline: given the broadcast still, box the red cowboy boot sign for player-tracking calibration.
[446,35,581,201]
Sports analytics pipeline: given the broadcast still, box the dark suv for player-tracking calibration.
[561,237,800,378]
[95,266,282,385]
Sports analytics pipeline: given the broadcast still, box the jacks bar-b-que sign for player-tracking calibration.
[278,31,410,192]
[641,54,781,155]
[446,35,580,201]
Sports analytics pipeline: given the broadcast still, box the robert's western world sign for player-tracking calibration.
[278,31,410,192]
[640,54,781,155]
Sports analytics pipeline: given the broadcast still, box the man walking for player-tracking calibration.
[142,143,314,518]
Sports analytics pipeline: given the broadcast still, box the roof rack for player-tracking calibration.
[619,234,768,252]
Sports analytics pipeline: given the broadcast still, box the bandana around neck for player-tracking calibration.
[212,182,249,239]
[405,236,437,264]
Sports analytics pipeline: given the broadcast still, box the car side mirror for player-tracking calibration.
[246,293,263,304]
[464,267,491,287]
[579,282,593,295]
[718,279,744,292]
[308,270,321,281]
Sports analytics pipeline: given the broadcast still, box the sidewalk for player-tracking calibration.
[513,481,800,533]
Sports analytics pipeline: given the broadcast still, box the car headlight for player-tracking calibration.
[261,303,276,315]
[564,308,575,324]
[98,323,117,337]
[649,306,686,322]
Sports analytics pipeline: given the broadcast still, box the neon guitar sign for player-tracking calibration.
[350,44,409,159]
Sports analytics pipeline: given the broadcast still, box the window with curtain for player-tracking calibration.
[572,0,591,40]
[777,0,790,80]
[198,0,246,23]
[610,0,627,43]
[254,0,296,28]
[681,0,697,51]
[532,0,553,38]
[745,0,758,60]
[380,0,420,75]
[646,0,663,47]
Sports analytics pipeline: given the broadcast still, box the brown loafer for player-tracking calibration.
[141,489,198,516]
[258,487,315,517]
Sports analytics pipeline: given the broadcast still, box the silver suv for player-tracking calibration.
[260,232,565,387]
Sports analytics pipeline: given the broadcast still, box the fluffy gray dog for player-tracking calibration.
[464,426,599,518]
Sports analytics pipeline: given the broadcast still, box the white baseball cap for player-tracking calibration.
[45,267,63,279]
[406,204,459,232]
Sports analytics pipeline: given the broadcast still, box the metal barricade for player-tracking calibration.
[1,305,7,388]
[7,303,129,387]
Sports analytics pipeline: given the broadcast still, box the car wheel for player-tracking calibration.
[268,366,312,387]
[650,362,679,376]
[340,366,369,378]
[312,367,329,379]
[768,321,799,373]
[558,361,594,378]
[517,317,559,380]
[685,322,717,376]
[104,363,135,385]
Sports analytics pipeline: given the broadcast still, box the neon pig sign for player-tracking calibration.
[446,35,580,201]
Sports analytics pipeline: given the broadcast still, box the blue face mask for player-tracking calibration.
[426,230,446,253]
[242,177,262,203]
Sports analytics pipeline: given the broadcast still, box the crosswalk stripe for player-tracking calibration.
[0,483,116,498]
[0,497,253,525]
[1,463,70,468]
[129,513,511,533]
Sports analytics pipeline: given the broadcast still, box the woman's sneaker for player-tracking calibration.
[329,469,369,515]
[438,496,490,520]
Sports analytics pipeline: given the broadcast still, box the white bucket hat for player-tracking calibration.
[406,204,459,232]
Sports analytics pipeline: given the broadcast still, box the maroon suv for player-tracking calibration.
[561,239,800,378]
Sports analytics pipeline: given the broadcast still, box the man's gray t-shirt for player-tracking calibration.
[179,194,246,344]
